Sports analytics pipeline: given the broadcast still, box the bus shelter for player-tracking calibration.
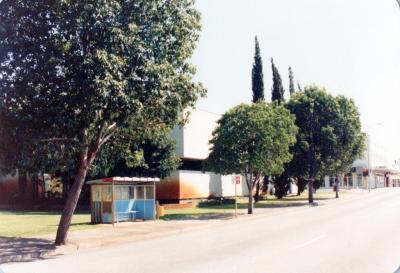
[87,177,160,224]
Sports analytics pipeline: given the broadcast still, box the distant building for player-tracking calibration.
[322,136,400,189]
[156,109,249,202]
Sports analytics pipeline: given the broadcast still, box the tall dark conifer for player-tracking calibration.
[271,58,285,103]
[288,66,295,96]
[297,81,303,92]
[252,36,264,103]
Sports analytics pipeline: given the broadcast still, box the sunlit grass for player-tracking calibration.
[0,211,94,238]
[161,190,341,220]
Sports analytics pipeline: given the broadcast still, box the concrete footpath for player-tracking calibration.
[1,189,372,264]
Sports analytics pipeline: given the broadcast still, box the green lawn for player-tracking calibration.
[0,211,94,238]
[161,191,341,220]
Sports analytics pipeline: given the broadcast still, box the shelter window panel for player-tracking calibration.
[129,186,135,199]
[146,186,154,199]
[102,186,112,202]
[136,186,144,200]
[92,186,101,202]
[115,186,129,200]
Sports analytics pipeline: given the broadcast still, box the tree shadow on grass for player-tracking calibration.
[198,196,333,210]
[0,237,56,264]
[161,213,234,221]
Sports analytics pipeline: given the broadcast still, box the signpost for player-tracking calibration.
[234,175,241,218]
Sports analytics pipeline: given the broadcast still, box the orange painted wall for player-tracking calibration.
[156,180,180,200]
[179,181,203,199]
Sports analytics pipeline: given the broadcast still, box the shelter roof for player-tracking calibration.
[86,177,160,185]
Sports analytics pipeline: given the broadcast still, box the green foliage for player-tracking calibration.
[0,0,204,175]
[288,67,295,96]
[273,171,292,199]
[297,81,303,92]
[252,37,264,103]
[206,102,297,213]
[325,96,366,175]
[206,103,297,181]
[271,58,285,103]
[285,86,365,196]
[93,129,180,179]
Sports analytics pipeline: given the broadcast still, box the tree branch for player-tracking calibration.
[40,138,73,142]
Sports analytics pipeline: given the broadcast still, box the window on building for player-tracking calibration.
[357,175,363,187]
[179,159,204,171]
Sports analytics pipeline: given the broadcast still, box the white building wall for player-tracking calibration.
[220,175,249,197]
[178,171,249,199]
[181,109,220,159]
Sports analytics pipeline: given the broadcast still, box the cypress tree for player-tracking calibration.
[271,58,285,103]
[297,81,303,92]
[288,66,295,96]
[252,36,264,103]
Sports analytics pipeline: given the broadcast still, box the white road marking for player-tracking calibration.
[292,234,326,250]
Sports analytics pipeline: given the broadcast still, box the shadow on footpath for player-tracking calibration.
[0,236,56,264]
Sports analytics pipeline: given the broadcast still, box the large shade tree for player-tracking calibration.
[0,0,205,245]
[286,87,342,203]
[206,103,297,214]
[325,95,366,198]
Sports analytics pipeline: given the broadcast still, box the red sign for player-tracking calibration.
[235,176,241,184]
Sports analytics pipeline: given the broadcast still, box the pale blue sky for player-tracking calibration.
[191,0,400,162]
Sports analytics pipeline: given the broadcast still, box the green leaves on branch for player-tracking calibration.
[206,103,298,179]
[0,0,205,176]
[286,86,366,181]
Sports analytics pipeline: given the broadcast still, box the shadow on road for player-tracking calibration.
[0,236,56,264]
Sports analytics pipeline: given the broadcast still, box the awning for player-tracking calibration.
[87,177,160,185]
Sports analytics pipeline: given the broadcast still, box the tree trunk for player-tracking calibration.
[248,192,254,214]
[18,171,27,198]
[254,179,260,203]
[245,173,254,214]
[31,174,38,201]
[308,180,314,204]
[55,125,107,245]
[55,155,89,245]
[335,176,339,199]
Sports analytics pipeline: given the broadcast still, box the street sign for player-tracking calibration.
[235,176,241,184]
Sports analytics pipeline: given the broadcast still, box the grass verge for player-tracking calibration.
[161,190,342,221]
[0,210,93,238]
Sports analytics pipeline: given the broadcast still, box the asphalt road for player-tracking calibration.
[3,189,400,273]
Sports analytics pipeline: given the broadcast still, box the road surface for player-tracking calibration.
[3,189,400,273]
